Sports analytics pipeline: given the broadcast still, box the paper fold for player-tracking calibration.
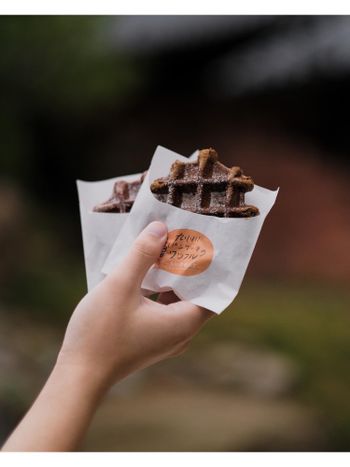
[77,173,142,291]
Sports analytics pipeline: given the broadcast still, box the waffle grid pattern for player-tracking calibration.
[151,149,259,218]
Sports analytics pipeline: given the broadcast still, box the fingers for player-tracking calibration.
[166,301,215,339]
[113,221,167,288]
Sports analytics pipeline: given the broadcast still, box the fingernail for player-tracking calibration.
[144,221,167,239]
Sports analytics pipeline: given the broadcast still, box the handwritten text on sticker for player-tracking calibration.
[156,229,214,276]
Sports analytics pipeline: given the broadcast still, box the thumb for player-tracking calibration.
[118,221,168,287]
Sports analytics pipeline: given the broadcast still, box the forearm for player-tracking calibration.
[1,362,107,452]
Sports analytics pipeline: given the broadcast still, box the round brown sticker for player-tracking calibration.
[156,229,214,276]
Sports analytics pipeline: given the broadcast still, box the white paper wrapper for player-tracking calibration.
[77,173,142,291]
[102,146,279,313]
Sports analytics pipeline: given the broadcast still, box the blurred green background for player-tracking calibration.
[0,16,349,451]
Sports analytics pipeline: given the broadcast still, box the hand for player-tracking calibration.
[57,221,214,391]
[2,221,213,451]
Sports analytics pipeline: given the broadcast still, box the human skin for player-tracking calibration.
[2,221,214,452]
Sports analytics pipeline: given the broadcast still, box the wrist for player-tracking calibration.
[51,359,110,405]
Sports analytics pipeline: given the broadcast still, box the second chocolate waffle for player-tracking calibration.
[93,173,145,213]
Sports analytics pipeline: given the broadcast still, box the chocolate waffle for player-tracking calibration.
[93,173,145,213]
[150,148,259,218]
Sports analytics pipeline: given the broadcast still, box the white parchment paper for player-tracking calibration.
[77,173,142,291]
[102,146,279,314]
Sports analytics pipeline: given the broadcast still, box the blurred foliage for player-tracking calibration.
[0,190,85,324]
[197,281,350,450]
[0,16,139,113]
[0,16,142,179]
